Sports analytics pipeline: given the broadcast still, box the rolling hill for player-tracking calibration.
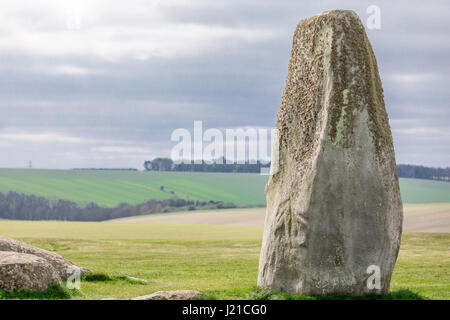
[0,168,449,207]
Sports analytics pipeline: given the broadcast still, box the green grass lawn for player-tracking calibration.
[0,169,449,207]
[0,220,448,300]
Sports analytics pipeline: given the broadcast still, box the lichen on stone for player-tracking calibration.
[259,10,403,296]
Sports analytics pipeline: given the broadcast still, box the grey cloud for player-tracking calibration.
[0,0,449,168]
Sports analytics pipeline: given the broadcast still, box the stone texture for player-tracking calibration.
[131,290,204,300]
[258,10,403,296]
[0,251,62,292]
[0,237,91,281]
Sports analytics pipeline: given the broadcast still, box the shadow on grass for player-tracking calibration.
[82,273,147,285]
[246,287,426,300]
[0,284,81,300]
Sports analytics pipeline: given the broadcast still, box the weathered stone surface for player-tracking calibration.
[0,251,62,292]
[0,237,91,280]
[131,290,203,300]
[258,10,403,296]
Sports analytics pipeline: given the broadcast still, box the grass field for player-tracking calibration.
[0,169,268,206]
[109,203,450,233]
[1,169,450,207]
[0,168,448,300]
[400,178,450,203]
[0,220,448,300]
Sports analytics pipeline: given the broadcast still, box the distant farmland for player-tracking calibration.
[0,168,449,207]
[0,169,268,207]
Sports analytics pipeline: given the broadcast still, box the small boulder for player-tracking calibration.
[0,237,90,280]
[0,251,61,292]
[131,290,203,300]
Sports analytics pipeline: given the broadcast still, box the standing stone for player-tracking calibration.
[258,10,403,296]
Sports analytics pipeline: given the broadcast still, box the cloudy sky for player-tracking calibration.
[0,0,449,169]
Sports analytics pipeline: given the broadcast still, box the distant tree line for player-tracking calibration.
[0,191,235,222]
[397,164,449,181]
[144,159,449,181]
[144,157,270,173]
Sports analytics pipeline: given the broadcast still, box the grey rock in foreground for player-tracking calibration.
[258,10,403,296]
[0,251,62,292]
[131,290,204,300]
[0,237,91,281]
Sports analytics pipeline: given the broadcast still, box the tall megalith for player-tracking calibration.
[258,10,403,296]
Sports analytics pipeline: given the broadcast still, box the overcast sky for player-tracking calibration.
[0,0,449,169]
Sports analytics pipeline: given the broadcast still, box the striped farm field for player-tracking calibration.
[0,168,449,207]
[0,168,268,207]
